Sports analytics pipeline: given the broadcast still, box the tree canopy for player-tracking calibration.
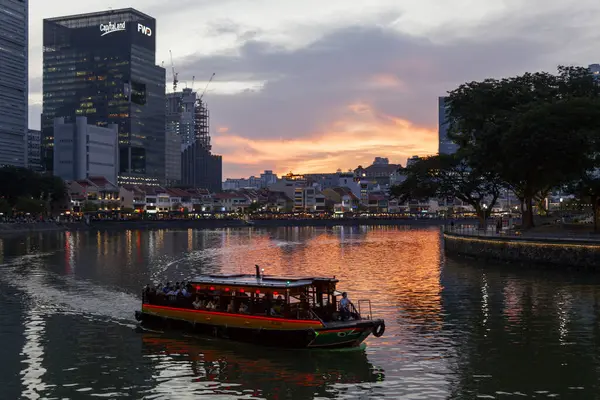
[390,154,502,225]
[0,167,68,216]
[444,66,600,228]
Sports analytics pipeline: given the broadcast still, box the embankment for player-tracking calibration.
[443,230,600,269]
[88,218,461,231]
[0,218,472,237]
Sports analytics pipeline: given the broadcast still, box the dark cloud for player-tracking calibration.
[176,8,597,144]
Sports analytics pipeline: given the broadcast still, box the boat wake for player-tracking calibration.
[0,253,140,328]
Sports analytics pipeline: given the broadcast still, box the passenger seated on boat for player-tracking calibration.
[182,283,193,298]
[206,298,217,310]
[192,296,204,310]
[166,287,179,303]
[271,296,284,316]
[226,299,235,313]
[261,293,273,315]
[239,303,249,314]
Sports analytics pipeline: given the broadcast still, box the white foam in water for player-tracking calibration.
[0,253,140,327]
[272,241,302,247]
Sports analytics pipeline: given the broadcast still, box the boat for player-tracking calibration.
[135,266,385,349]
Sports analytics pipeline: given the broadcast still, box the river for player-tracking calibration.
[1,226,600,399]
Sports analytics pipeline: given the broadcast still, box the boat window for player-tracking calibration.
[144,283,324,320]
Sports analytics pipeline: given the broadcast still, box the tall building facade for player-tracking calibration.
[589,64,600,81]
[167,88,220,188]
[42,8,166,185]
[165,89,196,184]
[0,0,28,167]
[181,142,222,193]
[53,116,118,184]
[438,97,458,155]
[166,89,201,147]
[27,129,42,171]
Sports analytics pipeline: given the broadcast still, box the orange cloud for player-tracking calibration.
[216,126,230,133]
[368,73,406,90]
[215,102,438,177]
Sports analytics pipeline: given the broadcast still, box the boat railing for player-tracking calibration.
[356,300,373,320]
[308,308,325,324]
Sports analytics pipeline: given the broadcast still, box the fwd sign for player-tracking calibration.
[137,23,152,37]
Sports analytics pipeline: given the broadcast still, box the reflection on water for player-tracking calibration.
[2,226,600,398]
[142,334,383,399]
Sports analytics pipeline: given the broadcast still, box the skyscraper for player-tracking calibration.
[181,142,222,193]
[167,88,221,189]
[42,8,166,185]
[0,0,28,167]
[166,88,211,148]
[589,64,600,81]
[27,129,42,171]
[438,96,458,155]
[165,88,197,184]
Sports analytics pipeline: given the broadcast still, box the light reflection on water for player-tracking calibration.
[1,226,600,398]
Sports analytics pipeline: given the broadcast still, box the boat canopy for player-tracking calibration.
[190,273,338,289]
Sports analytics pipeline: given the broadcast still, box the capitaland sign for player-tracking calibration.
[99,21,126,36]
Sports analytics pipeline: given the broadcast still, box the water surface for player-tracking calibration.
[1,226,600,399]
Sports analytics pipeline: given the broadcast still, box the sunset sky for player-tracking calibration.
[28,0,600,178]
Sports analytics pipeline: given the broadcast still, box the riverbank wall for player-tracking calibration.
[443,230,600,269]
[88,218,465,231]
[0,218,474,237]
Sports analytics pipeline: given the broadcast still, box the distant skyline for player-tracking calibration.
[28,0,600,177]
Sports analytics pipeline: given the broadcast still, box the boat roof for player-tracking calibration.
[190,274,338,289]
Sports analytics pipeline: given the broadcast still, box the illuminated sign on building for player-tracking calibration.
[137,23,152,37]
[99,21,126,36]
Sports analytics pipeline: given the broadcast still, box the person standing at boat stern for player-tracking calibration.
[340,292,357,320]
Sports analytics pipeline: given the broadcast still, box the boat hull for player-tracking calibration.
[135,304,383,349]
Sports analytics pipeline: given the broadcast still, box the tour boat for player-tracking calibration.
[135,267,385,349]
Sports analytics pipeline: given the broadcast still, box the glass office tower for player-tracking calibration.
[438,96,458,155]
[0,0,28,167]
[42,8,166,185]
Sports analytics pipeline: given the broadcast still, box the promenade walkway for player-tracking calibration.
[445,223,600,243]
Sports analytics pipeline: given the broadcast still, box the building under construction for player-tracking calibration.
[165,88,221,191]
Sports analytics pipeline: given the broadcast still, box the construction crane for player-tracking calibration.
[169,50,178,92]
[199,72,216,101]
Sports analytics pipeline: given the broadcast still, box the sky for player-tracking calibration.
[28,0,600,178]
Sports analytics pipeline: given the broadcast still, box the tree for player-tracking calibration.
[568,174,600,232]
[0,167,67,215]
[15,197,45,214]
[499,98,599,227]
[0,198,11,216]
[390,159,440,204]
[0,167,41,206]
[446,66,600,229]
[391,154,502,226]
[533,188,553,217]
[246,202,263,214]
[171,203,182,211]
[39,174,68,214]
